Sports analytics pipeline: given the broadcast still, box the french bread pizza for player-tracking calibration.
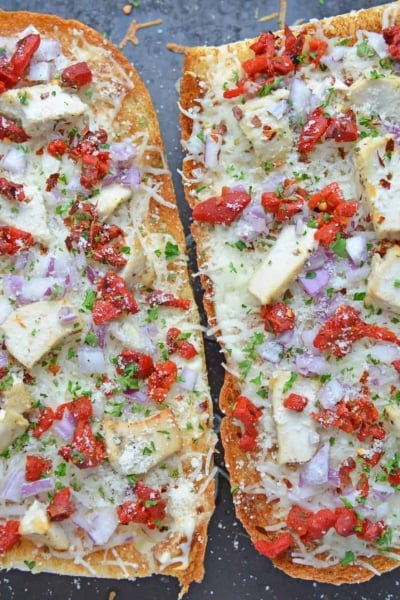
[180,0,400,584]
[0,10,216,595]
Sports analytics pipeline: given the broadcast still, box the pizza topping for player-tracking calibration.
[47,487,76,521]
[192,188,251,225]
[0,23,214,580]
[25,455,52,481]
[0,520,20,554]
[0,33,40,91]
[0,115,30,142]
[61,62,93,88]
[117,482,166,529]
[260,302,295,335]
[92,272,139,325]
[313,304,400,358]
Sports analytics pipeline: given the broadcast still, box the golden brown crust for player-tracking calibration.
[180,0,400,585]
[0,10,214,594]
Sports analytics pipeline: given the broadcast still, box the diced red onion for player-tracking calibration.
[1,147,27,174]
[319,378,344,409]
[77,346,106,374]
[72,506,119,545]
[28,61,52,82]
[364,30,390,58]
[235,203,270,241]
[372,482,394,501]
[298,269,329,297]
[95,324,109,349]
[368,364,382,386]
[300,327,320,352]
[86,265,97,284]
[2,275,23,301]
[179,366,198,391]
[124,389,148,403]
[382,120,400,145]
[299,444,330,487]
[289,77,319,118]
[34,38,61,62]
[13,250,31,271]
[258,340,283,363]
[295,352,330,376]
[58,305,79,324]
[268,99,288,120]
[122,167,141,187]
[346,234,367,267]
[262,174,286,193]
[294,216,306,236]
[21,477,55,498]
[53,408,75,440]
[0,350,8,369]
[203,133,222,170]
[305,249,329,272]
[327,467,341,488]
[277,328,295,347]
[1,469,25,502]
[109,141,136,163]
[368,343,400,363]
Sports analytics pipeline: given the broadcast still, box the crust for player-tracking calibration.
[180,0,400,585]
[0,10,215,595]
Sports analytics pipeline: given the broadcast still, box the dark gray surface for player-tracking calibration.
[0,1,396,599]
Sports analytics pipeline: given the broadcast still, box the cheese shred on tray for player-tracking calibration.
[0,10,216,596]
[180,0,400,584]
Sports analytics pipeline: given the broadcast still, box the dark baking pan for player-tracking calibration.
[0,1,396,599]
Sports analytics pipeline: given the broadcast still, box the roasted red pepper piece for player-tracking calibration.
[47,487,76,521]
[297,106,329,154]
[325,109,359,143]
[192,189,251,225]
[61,62,92,87]
[92,272,139,325]
[0,33,40,90]
[0,176,25,202]
[233,395,262,452]
[0,115,29,142]
[32,406,56,439]
[313,304,400,357]
[283,393,308,412]
[117,482,166,529]
[147,360,178,402]
[0,521,20,554]
[146,290,191,310]
[116,349,155,379]
[25,455,52,482]
[166,327,198,360]
[0,225,34,255]
[254,532,294,558]
[60,419,105,469]
[260,301,295,335]
[55,396,93,421]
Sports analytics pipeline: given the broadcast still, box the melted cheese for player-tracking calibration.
[182,11,400,571]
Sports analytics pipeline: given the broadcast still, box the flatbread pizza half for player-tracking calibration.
[0,10,216,596]
[180,0,400,584]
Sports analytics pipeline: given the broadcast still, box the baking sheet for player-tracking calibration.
[0,0,397,598]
